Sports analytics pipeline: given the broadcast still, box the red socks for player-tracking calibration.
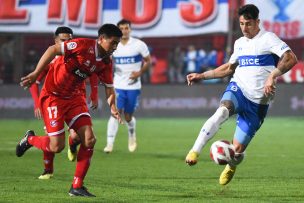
[28,135,94,188]
[28,136,54,172]
[72,145,94,188]
[28,136,51,152]
[43,151,54,173]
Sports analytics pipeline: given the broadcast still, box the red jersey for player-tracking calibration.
[42,38,113,98]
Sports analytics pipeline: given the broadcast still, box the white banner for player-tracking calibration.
[245,0,304,39]
[0,0,228,38]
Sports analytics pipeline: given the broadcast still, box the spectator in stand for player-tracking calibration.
[184,45,199,77]
[197,48,208,73]
[167,45,185,83]
[203,48,224,84]
[0,36,15,83]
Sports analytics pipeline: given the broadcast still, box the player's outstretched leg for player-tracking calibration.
[16,130,35,157]
[127,117,137,152]
[185,106,229,166]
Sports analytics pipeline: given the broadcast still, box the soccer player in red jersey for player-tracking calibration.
[29,26,99,180]
[17,24,123,197]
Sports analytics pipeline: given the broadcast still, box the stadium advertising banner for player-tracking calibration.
[0,84,303,119]
[245,0,304,39]
[0,0,228,37]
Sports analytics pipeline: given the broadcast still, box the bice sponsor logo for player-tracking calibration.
[239,58,260,66]
[116,57,136,64]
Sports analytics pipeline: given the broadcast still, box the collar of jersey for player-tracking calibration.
[95,40,102,61]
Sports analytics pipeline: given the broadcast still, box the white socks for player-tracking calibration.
[106,116,136,146]
[192,106,229,153]
[127,117,136,138]
[106,116,119,146]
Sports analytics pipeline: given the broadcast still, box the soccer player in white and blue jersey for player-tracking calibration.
[104,19,151,153]
[185,4,297,185]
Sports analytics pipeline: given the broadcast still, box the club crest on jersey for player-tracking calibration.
[50,120,58,127]
[67,42,77,50]
[73,68,88,79]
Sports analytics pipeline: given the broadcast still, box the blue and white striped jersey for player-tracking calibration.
[113,37,150,90]
[229,30,290,104]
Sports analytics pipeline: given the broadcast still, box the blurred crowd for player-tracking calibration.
[0,36,15,84]
[0,34,303,85]
[146,44,226,84]
[166,44,225,84]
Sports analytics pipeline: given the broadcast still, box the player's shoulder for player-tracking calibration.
[68,38,95,46]
[234,37,243,46]
[65,38,95,51]
[262,31,280,40]
[73,37,94,42]
[130,37,147,46]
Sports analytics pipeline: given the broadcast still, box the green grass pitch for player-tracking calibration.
[0,117,303,202]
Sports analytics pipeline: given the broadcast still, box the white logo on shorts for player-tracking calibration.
[231,85,237,92]
[50,120,58,127]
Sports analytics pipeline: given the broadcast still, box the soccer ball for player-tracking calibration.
[210,140,235,165]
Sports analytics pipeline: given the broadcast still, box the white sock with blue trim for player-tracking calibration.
[192,106,229,153]
[127,117,136,138]
[107,116,119,146]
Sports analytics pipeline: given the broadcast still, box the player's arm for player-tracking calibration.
[187,62,237,86]
[98,60,123,123]
[20,43,62,88]
[29,65,49,119]
[264,50,297,96]
[129,55,152,80]
[105,86,123,124]
[88,73,99,110]
[29,81,42,119]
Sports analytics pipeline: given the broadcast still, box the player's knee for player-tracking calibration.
[211,106,229,124]
[84,136,96,148]
[220,101,235,115]
[124,113,132,122]
[50,144,65,153]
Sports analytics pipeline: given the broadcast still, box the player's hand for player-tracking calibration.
[186,73,203,86]
[111,109,123,124]
[264,75,276,97]
[20,72,38,89]
[34,108,42,120]
[89,98,98,110]
[129,71,141,80]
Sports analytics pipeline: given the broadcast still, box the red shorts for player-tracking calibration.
[40,92,92,136]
